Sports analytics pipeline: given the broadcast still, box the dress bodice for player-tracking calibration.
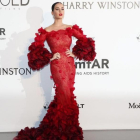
[45,28,72,54]
[27,24,97,71]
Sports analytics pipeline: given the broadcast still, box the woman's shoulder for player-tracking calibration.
[66,24,73,28]
[44,25,52,32]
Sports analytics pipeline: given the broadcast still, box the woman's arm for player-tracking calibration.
[27,27,53,71]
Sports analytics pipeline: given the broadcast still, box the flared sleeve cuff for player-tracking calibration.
[72,37,96,61]
[27,27,53,71]
[72,24,97,61]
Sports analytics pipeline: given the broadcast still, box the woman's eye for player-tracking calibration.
[55,9,64,10]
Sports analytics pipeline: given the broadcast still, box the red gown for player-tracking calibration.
[13,24,96,140]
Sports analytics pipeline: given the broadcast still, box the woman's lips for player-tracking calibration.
[59,14,62,16]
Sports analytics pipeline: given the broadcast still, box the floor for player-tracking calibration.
[0,130,140,140]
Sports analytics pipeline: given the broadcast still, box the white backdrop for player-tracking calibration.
[0,0,140,132]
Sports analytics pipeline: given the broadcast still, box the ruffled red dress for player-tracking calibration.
[13,24,96,140]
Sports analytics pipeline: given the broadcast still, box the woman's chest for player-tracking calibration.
[46,30,72,48]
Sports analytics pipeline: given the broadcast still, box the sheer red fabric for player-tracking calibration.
[13,24,96,140]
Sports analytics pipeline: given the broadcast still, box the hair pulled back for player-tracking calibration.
[51,2,63,11]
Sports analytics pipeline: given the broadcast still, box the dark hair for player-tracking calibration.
[51,2,63,11]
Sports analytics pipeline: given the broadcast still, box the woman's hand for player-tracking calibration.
[50,52,60,61]
[65,49,76,58]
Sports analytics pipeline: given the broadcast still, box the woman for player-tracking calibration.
[13,2,96,140]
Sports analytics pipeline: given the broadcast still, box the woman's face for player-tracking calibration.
[52,3,64,19]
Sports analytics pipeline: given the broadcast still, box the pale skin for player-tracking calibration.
[44,2,76,61]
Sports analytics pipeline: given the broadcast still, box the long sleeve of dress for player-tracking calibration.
[72,24,97,61]
[27,27,53,71]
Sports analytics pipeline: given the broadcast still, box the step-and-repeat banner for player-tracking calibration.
[0,0,140,132]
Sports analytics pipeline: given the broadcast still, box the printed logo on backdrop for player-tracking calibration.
[62,1,140,9]
[0,28,5,40]
[43,102,85,110]
[0,0,30,10]
[129,103,140,109]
